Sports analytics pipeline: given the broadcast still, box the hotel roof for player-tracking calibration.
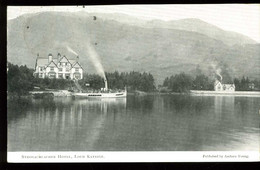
[36,55,77,67]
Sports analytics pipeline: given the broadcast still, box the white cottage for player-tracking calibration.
[33,53,83,80]
[214,80,235,92]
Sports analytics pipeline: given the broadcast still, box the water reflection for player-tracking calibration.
[126,95,154,113]
[8,95,260,151]
[209,95,259,151]
[8,97,127,151]
[163,94,214,113]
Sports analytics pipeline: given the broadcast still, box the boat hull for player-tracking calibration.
[73,91,127,98]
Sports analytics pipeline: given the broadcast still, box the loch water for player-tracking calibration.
[7,94,260,151]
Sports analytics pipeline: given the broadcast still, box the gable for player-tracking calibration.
[215,82,222,87]
[73,63,81,68]
[222,84,235,90]
[72,62,83,69]
[223,84,234,88]
[46,61,58,68]
[59,56,70,63]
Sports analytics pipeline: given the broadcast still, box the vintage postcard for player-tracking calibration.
[7,5,260,162]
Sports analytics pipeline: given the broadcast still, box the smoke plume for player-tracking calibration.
[65,32,107,88]
[66,42,108,89]
[85,40,107,81]
[211,63,222,82]
[67,46,78,56]
[216,68,222,82]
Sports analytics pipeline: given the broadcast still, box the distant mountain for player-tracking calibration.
[87,13,257,46]
[147,18,257,46]
[7,12,260,84]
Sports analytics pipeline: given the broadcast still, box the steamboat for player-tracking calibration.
[73,79,127,98]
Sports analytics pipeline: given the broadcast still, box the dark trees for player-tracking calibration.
[7,63,34,95]
[192,74,214,90]
[78,71,156,92]
[163,73,193,93]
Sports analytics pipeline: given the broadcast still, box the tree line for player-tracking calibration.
[162,72,260,93]
[7,62,156,96]
[234,77,260,91]
[7,62,259,96]
[78,71,156,92]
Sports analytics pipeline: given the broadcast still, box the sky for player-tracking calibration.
[7,4,260,42]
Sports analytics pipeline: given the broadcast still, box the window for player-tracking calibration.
[39,73,43,78]
[49,73,56,78]
[74,73,81,79]
[59,68,62,72]
[50,67,54,71]
[39,67,43,71]
[65,74,70,79]
[66,68,70,72]
[58,73,63,78]
[75,68,79,72]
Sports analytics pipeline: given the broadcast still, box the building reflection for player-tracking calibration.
[214,96,223,117]
[214,95,235,117]
[223,96,235,115]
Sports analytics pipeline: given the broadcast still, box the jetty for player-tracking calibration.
[30,90,73,97]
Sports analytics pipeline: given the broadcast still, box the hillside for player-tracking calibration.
[83,12,257,46]
[7,12,260,84]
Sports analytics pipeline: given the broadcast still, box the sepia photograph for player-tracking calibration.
[7,4,260,162]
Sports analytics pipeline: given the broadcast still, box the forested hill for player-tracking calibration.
[7,12,260,84]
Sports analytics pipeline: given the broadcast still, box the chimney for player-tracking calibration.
[57,53,61,61]
[35,53,39,70]
[48,53,53,62]
[104,78,108,91]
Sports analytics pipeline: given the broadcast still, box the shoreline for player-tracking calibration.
[190,90,260,97]
[8,89,260,99]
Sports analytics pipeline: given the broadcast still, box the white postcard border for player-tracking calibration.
[8,151,260,162]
